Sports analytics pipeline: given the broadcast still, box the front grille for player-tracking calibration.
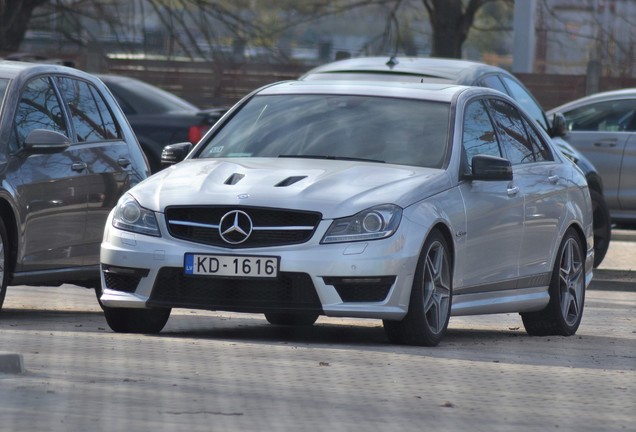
[148,267,323,314]
[323,276,395,302]
[165,206,321,248]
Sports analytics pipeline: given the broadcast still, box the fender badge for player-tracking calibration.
[237,194,250,200]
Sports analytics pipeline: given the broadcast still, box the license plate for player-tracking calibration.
[184,254,279,278]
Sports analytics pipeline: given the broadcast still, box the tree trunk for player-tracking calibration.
[0,0,48,53]
[425,0,487,59]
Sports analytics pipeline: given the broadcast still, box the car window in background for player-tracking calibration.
[106,78,198,114]
[199,94,451,168]
[56,77,121,142]
[500,76,549,132]
[10,77,68,152]
[562,99,636,131]
[462,99,501,173]
[480,74,508,95]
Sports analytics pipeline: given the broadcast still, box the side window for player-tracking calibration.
[562,99,636,132]
[56,77,121,142]
[462,99,501,173]
[487,99,535,165]
[501,76,549,132]
[480,75,508,95]
[523,117,553,162]
[11,77,68,152]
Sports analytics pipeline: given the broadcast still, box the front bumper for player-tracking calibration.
[100,219,425,320]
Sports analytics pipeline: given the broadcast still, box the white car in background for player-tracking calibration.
[100,80,593,346]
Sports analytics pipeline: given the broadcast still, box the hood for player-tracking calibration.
[131,158,450,219]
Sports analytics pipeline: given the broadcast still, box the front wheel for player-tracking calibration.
[522,228,585,336]
[383,230,452,346]
[103,306,171,334]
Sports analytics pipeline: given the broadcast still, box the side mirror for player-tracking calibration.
[23,129,71,153]
[467,154,513,181]
[551,112,568,137]
[161,142,193,167]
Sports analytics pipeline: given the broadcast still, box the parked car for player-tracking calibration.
[0,60,149,311]
[301,56,611,267]
[100,80,593,346]
[97,74,226,173]
[547,89,636,224]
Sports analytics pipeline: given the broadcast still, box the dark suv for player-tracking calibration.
[0,61,149,310]
[302,56,611,267]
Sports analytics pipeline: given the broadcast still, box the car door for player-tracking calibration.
[457,98,524,289]
[8,76,89,270]
[561,98,636,210]
[487,98,566,279]
[54,76,136,266]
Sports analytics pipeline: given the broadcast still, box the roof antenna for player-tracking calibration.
[386,56,399,69]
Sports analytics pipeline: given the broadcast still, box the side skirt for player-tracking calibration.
[451,285,550,316]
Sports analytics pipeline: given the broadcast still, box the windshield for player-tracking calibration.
[198,94,451,168]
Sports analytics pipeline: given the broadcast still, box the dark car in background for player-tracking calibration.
[0,60,149,311]
[301,56,612,267]
[97,74,226,173]
[548,89,636,224]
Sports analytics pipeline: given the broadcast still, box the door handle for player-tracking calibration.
[71,162,87,172]
[117,157,131,168]
[507,185,520,196]
[548,175,559,184]
[593,139,618,147]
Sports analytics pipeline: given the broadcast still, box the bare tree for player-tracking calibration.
[0,0,48,52]
[422,0,510,58]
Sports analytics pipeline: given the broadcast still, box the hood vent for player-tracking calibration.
[275,176,307,187]
[224,173,245,185]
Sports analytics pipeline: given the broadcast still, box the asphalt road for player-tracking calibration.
[0,232,634,432]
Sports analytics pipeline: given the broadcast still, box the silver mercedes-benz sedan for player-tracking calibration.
[100,80,594,346]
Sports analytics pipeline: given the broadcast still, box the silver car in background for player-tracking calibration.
[100,80,593,346]
[548,88,636,224]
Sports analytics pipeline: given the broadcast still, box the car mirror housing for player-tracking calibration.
[23,129,71,154]
[161,142,193,167]
[551,112,568,137]
[466,154,513,181]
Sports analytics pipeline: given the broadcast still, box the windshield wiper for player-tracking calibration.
[278,154,385,163]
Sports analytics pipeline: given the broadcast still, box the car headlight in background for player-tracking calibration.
[112,195,160,237]
[322,204,402,244]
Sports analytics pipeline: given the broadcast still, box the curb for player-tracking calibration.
[590,269,636,291]
[0,353,25,374]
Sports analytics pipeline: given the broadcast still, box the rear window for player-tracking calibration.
[198,94,451,169]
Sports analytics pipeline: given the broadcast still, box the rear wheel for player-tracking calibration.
[103,306,171,334]
[0,218,8,312]
[264,312,319,326]
[383,230,452,346]
[522,228,585,336]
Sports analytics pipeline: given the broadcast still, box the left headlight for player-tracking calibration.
[112,195,161,237]
[321,204,402,244]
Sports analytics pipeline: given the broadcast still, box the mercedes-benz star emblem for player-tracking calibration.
[219,210,253,244]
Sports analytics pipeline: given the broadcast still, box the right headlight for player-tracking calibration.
[321,204,402,244]
[112,194,160,237]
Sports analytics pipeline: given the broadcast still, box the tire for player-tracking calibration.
[103,306,171,334]
[521,228,585,336]
[264,312,319,326]
[0,218,8,312]
[383,229,452,347]
[590,189,611,268]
